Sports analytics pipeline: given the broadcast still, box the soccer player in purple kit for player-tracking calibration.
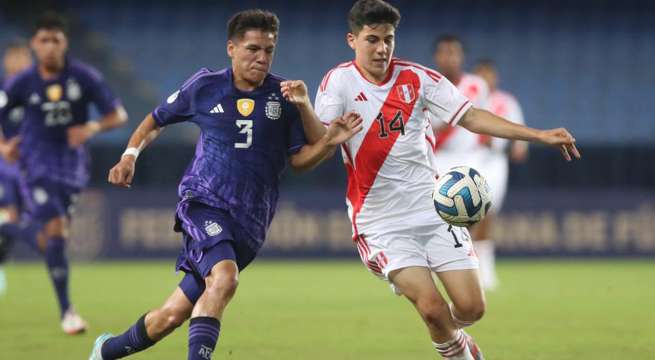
[0,13,128,333]
[0,39,33,295]
[88,9,362,360]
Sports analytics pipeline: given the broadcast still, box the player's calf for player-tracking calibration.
[187,260,239,360]
[414,296,459,342]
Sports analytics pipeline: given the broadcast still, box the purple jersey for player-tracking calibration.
[0,58,120,188]
[153,68,307,247]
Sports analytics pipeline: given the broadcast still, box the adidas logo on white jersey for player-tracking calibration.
[210,103,224,114]
[354,92,368,102]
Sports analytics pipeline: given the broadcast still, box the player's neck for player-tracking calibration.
[232,71,264,92]
[353,60,390,85]
[446,71,462,85]
[38,63,64,80]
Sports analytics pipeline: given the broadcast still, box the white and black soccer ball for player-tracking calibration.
[433,166,492,227]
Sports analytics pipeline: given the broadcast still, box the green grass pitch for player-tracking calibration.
[0,260,652,359]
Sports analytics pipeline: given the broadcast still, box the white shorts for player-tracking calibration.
[354,219,479,293]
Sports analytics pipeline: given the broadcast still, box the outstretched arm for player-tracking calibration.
[281,80,327,144]
[458,107,581,161]
[107,113,162,187]
[289,112,363,172]
[68,106,129,147]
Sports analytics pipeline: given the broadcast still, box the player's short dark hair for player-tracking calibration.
[475,58,496,70]
[5,38,29,51]
[227,9,279,40]
[433,33,464,53]
[348,0,401,34]
[33,11,68,35]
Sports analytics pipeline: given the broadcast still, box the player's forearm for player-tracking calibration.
[295,101,327,145]
[289,136,337,172]
[459,108,542,143]
[123,113,162,157]
[93,106,129,134]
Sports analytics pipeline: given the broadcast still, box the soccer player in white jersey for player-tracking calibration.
[299,1,579,359]
[432,35,503,290]
[471,58,529,289]
[431,34,491,177]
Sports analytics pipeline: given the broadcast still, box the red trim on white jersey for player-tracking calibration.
[352,59,396,86]
[319,61,352,92]
[345,69,421,241]
[433,100,470,151]
[393,59,443,83]
[448,100,470,125]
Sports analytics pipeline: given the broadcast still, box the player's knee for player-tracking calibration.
[205,268,239,300]
[454,298,486,322]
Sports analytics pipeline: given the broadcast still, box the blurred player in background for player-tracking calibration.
[432,34,498,290]
[0,39,33,295]
[472,58,528,289]
[0,13,128,334]
[314,1,579,359]
[90,9,361,360]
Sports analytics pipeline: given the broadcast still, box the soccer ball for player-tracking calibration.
[433,166,492,227]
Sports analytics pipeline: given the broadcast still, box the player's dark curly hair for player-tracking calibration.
[227,9,279,40]
[433,33,464,53]
[33,11,68,35]
[348,0,401,34]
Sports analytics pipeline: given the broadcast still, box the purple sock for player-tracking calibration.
[102,314,155,359]
[188,317,220,360]
[44,237,70,317]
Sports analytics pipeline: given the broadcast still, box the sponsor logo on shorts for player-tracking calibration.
[204,221,222,237]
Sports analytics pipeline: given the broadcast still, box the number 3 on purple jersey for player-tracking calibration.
[235,119,253,149]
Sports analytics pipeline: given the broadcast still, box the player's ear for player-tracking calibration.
[226,40,235,58]
[347,33,356,50]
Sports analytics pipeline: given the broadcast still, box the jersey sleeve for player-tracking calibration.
[86,67,120,116]
[285,104,307,155]
[421,72,472,128]
[314,70,346,126]
[152,70,208,127]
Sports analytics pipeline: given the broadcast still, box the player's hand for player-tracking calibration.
[108,156,136,188]
[537,128,581,161]
[325,112,364,146]
[0,137,20,163]
[68,122,101,148]
[280,80,310,107]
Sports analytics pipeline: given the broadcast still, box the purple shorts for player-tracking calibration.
[174,201,259,304]
[21,178,80,222]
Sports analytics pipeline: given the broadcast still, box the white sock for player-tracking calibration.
[474,240,497,290]
[433,329,474,359]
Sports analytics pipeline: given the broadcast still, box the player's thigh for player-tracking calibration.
[436,269,485,317]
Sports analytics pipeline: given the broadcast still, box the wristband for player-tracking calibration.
[122,147,140,160]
